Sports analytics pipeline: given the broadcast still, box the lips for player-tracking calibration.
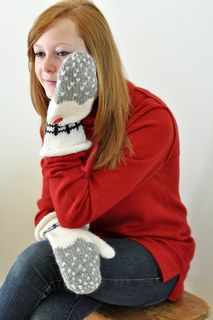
[44,80,56,85]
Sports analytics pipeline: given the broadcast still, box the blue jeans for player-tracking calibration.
[0,239,178,320]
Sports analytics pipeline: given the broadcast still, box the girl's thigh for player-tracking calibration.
[88,238,178,307]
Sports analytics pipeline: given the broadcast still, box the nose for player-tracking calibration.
[42,56,57,73]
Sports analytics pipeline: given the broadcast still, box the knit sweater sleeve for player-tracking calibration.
[41,106,176,228]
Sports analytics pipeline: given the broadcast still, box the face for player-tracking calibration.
[33,18,88,99]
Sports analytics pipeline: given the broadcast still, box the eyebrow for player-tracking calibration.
[33,42,72,48]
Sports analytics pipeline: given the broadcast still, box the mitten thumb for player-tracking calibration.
[91,233,115,259]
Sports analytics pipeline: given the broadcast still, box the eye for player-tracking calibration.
[56,51,70,57]
[34,52,45,58]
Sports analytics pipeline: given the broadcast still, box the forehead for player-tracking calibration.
[34,17,80,47]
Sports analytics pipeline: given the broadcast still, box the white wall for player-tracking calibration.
[0,0,212,315]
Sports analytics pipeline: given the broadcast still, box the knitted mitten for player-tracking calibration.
[35,212,115,294]
[40,51,98,158]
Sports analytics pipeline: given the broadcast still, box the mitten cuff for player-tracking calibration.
[40,140,92,158]
[34,211,57,241]
[34,211,90,241]
[39,122,92,158]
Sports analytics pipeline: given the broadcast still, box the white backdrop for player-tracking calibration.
[0,0,212,315]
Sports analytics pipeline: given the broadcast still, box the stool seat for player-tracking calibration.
[89,291,210,320]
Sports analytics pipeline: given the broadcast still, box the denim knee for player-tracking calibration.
[10,241,52,281]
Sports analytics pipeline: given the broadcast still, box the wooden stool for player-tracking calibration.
[85,291,210,320]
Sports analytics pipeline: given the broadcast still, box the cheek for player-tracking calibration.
[34,63,41,82]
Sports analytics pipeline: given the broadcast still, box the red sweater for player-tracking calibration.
[35,81,195,301]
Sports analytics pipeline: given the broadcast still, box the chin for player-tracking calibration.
[45,90,54,100]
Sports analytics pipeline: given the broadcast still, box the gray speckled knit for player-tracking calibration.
[55,51,98,105]
[54,238,101,295]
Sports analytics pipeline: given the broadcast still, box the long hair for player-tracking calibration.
[27,0,134,170]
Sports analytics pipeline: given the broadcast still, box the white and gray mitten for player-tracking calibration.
[35,212,115,294]
[40,51,98,158]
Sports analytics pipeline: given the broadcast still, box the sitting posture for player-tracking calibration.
[0,1,195,319]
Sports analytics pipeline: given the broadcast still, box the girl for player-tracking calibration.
[0,0,195,319]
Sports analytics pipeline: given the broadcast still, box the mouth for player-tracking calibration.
[44,80,56,86]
